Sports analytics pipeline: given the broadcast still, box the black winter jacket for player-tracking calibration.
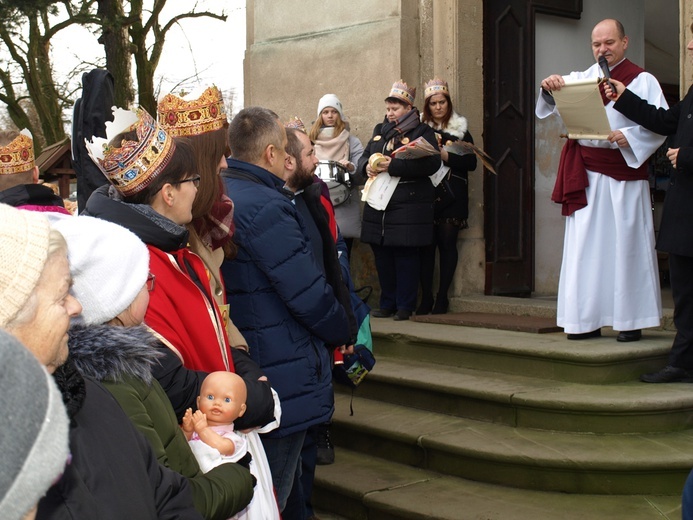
[614,86,693,257]
[357,116,440,247]
[38,359,202,520]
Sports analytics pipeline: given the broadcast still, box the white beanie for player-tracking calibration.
[0,328,69,520]
[0,203,52,328]
[317,93,344,120]
[52,216,149,325]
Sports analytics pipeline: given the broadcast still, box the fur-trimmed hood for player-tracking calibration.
[423,111,468,140]
[68,324,164,385]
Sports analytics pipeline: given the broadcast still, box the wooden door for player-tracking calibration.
[483,0,582,295]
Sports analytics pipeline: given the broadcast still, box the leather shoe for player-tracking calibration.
[566,329,601,340]
[640,365,693,383]
[372,309,395,318]
[617,329,641,342]
[393,310,411,321]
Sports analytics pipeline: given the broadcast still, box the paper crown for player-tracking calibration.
[386,80,416,106]
[284,116,306,133]
[85,107,176,197]
[0,129,35,175]
[158,85,227,137]
[424,78,449,100]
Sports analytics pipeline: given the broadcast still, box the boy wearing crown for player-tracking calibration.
[0,130,71,218]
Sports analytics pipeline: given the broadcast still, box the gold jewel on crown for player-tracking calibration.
[424,78,449,100]
[284,116,306,133]
[158,86,227,137]
[85,107,176,197]
[388,80,416,106]
[0,129,35,175]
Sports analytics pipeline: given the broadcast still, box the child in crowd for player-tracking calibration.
[309,93,364,257]
[184,372,281,520]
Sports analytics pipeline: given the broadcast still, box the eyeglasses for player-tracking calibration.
[171,176,201,188]
[147,272,156,292]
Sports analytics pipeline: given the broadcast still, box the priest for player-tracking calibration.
[536,18,666,342]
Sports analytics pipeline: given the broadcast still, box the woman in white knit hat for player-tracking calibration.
[309,93,365,257]
[53,215,256,519]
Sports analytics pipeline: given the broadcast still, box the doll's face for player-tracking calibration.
[197,371,247,426]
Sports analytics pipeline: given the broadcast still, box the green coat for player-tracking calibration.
[69,323,254,520]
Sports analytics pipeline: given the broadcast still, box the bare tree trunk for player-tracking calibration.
[97,0,134,108]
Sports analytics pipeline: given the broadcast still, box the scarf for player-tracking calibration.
[193,178,235,250]
[314,127,350,163]
[552,58,647,216]
[381,108,421,153]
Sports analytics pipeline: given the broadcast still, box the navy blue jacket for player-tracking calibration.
[221,159,350,437]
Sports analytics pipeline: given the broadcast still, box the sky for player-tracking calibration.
[49,0,246,116]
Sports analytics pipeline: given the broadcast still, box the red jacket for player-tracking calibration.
[145,245,234,373]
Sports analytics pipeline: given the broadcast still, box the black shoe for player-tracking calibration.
[617,329,642,342]
[566,329,601,340]
[431,297,449,315]
[416,297,434,315]
[393,309,411,321]
[372,308,395,318]
[640,365,693,383]
[316,423,334,465]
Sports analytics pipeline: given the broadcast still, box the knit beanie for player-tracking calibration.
[52,216,149,325]
[0,328,69,520]
[317,94,344,120]
[0,203,51,328]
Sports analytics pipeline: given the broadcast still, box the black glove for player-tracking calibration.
[236,451,252,470]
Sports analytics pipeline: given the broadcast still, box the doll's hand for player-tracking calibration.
[191,410,209,432]
[181,408,194,439]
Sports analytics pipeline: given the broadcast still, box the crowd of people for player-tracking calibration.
[4,14,693,519]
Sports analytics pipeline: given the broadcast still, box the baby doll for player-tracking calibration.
[184,371,281,520]
[183,371,248,466]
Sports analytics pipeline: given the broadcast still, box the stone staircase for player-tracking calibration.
[313,301,690,519]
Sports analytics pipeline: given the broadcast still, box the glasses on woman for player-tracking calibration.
[171,176,201,188]
[147,272,156,292]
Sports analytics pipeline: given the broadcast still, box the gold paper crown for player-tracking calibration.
[386,80,416,106]
[85,107,176,197]
[424,78,449,100]
[284,116,306,133]
[157,86,227,137]
[0,129,35,175]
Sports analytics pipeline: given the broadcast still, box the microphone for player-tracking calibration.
[598,55,615,93]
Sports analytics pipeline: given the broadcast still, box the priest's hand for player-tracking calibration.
[541,74,565,92]
[608,130,630,148]
[667,147,679,169]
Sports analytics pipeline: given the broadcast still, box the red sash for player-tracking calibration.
[552,59,647,216]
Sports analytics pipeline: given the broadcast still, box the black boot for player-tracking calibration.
[316,422,335,465]
[416,294,434,315]
[431,295,449,314]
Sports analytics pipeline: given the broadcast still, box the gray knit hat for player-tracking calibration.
[52,216,149,325]
[0,328,70,519]
[0,203,51,328]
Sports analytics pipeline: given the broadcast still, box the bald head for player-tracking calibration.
[591,18,628,66]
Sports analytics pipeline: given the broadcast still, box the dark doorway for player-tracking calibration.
[483,0,582,296]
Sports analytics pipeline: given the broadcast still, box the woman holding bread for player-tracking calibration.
[356,80,440,321]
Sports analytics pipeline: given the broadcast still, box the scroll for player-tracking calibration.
[551,78,612,140]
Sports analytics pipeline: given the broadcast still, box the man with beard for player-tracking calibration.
[221,107,351,516]
[282,125,357,520]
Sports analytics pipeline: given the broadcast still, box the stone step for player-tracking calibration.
[314,449,681,520]
[347,356,693,433]
[371,319,673,383]
[331,393,693,495]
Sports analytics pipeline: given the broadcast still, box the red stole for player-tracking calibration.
[552,59,647,216]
